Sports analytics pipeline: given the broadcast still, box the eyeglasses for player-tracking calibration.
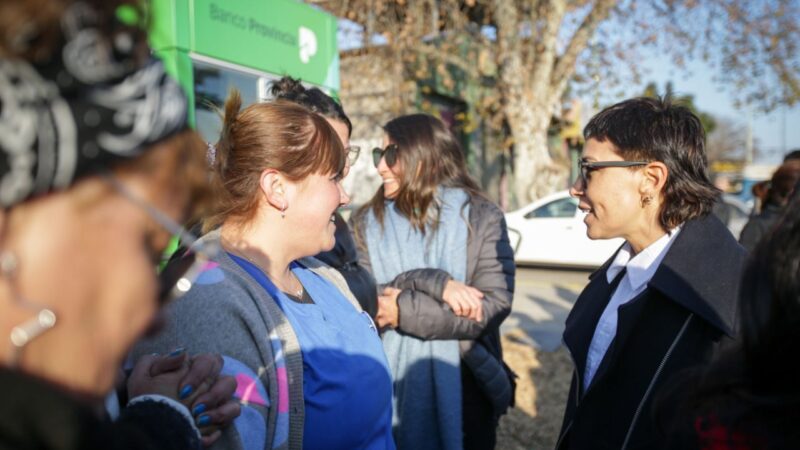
[579,160,648,185]
[346,145,361,166]
[100,172,220,305]
[372,144,399,168]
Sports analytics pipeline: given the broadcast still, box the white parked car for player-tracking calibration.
[504,191,750,268]
[505,191,623,268]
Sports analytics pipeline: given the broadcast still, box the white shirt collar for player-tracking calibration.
[606,226,682,290]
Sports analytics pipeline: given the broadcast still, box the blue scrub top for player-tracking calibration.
[230,255,396,450]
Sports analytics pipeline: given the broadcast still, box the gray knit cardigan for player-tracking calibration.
[132,229,361,450]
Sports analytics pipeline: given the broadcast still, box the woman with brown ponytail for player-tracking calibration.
[134,92,395,450]
[269,76,378,318]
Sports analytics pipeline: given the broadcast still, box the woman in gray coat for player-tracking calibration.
[351,114,516,450]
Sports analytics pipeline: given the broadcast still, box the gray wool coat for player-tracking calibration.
[351,194,517,417]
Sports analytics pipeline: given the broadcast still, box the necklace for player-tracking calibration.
[279,274,304,298]
[220,237,303,298]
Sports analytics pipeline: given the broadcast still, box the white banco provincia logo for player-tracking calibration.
[298,27,317,64]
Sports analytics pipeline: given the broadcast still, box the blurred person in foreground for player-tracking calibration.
[351,114,516,450]
[738,160,800,251]
[556,97,746,449]
[0,1,238,448]
[269,76,378,317]
[662,185,800,449]
[134,92,395,450]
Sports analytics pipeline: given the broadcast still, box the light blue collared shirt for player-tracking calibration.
[583,226,682,390]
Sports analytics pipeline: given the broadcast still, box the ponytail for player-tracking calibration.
[202,89,242,233]
[200,89,345,233]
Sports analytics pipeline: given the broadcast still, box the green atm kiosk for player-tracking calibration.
[150,0,340,143]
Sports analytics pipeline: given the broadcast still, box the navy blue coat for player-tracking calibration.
[556,214,747,450]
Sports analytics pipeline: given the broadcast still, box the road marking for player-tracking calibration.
[515,278,586,292]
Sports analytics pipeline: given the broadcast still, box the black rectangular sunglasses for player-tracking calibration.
[579,160,648,184]
[372,144,399,168]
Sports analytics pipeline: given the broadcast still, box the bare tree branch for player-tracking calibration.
[530,0,567,92]
[550,0,617,96]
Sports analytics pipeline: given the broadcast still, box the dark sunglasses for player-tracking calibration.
[101,173,220,305]
[579,160,648,185]
[372,144,399,168]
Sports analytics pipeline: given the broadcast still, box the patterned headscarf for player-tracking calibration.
[0,2,188,208]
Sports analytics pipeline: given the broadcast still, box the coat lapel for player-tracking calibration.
[585,290,650,390]
[565,215,745,396]
[648,215,745,337]
[563,257,619,385]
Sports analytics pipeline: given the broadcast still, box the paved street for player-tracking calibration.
[502,266,593,352]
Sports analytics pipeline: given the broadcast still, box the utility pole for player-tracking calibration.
[782,103,787,154]
[745,107,753,164]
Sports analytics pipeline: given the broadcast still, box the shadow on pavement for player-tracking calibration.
[497,331,572,449]
[504,285,580,352]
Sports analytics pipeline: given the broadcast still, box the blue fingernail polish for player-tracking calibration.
[179,385,193,399]
[169,347,186,357]
[197,414,211,426]
[192,403,206,416]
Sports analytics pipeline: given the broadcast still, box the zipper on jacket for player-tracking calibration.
[620,313,694,450]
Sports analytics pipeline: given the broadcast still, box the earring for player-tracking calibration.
[281,203,287,219]
[641,195,653,208]
[1,250,58,366]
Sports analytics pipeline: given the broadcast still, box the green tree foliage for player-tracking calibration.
[642,81,717,135]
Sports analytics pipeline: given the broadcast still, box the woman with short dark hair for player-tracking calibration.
[557,97,747,449]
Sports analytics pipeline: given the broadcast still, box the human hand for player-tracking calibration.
[376,287,402,329]
[442,280,484,322]
[128,351,240,446]
[127,349,191,401]
[191,375,240,447]
[184,354,240,447]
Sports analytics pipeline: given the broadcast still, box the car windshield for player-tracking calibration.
[525,197,578,219]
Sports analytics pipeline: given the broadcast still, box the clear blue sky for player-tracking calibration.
[587,55,799,164]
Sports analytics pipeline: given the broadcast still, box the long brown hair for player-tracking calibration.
[203,90,345,232]
[356,114,483,233]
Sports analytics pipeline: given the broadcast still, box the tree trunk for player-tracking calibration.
[507,103,567,208]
